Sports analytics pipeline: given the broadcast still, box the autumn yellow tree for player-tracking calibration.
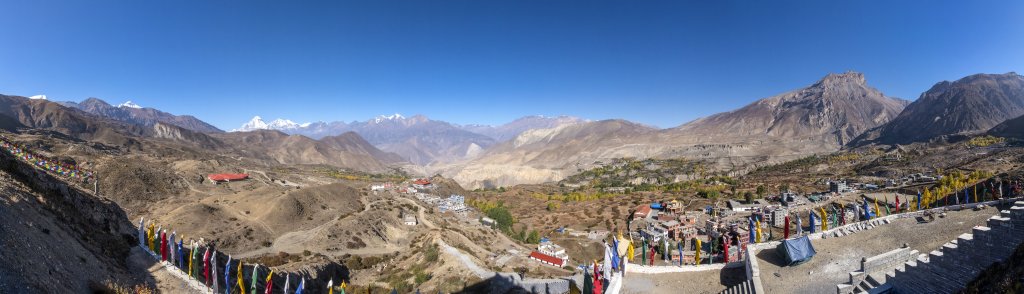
[923,188,933,208]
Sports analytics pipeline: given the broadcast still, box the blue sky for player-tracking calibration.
[1,1,1022,130]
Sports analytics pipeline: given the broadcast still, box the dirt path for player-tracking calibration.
[439,240,492,279]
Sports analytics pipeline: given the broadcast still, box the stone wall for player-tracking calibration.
[888,201,1024,293]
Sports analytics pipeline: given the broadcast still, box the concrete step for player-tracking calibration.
[865,273,884,287]
[837,283,855,294]
[927,250,947,268]
[1000,209,1013,219]
[928,267,963,293]
[866,283,892,294]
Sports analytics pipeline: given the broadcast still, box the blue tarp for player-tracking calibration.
[650,203,663,209]
[777,236,816,266]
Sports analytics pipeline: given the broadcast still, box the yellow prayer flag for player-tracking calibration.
[819,207,828,231]
[238,263,246,294]
[974,185,978,203]
[755,220,762,243]
[874,198,881,218]
[695,239,702,265]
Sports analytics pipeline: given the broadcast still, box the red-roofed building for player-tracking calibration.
[529,251,567,267]
[208,173,249,183]
[634,205,653,218]
[412,179,434,189]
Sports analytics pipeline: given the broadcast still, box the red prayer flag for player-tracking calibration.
[784,215,790,239]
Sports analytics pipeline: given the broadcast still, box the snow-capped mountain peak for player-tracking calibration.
[267,118,303,129]
[117,101,143,109]
[373,113,405,123]
[233,116,268,132]
[29,94,47,100]
[233,116,312,132]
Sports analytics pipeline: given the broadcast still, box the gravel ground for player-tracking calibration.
[127,247,189,294]
[621,266,746,294]
[757,206,1002,294]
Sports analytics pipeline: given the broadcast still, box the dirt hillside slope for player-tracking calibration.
[0,145,145,293]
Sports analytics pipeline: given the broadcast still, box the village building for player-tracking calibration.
[726,199,770,212]
[830,180,855,194]
[660,220,681,239]
[480,216,496,228]
[603,187,627,193]
[401,210,417,226]
[665,199,684,214]
[208,173,249,184]
[529,241,569,267]
[587,230,609,240]
[439,194,468,213]
[677,224,698,241]
[411,179,434,190]
[529,251,567,267]
[681,211,700,226]
[370,183,392,191]
[767,208,789,227]
[640,224,669,242]
[633,205,653,219]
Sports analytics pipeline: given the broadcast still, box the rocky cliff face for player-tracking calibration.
[853,72,1024,145]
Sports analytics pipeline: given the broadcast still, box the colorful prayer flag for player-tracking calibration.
[265,270,274,294]
[695,239,702,265]
[819,207,828,231]
[873,197,880,219]
[251,265,259,293]
[225,256,233,294]
[283,274,290,294]
[238,263,246,294]
[783,215,790,240]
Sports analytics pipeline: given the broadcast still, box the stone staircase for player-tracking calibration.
[837,247,918,294]
[720,279,756,294]
[885,202,1024,293]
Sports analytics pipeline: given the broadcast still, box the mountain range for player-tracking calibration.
[4,71,1023,188]
[852,72,1024,145]
[0,95,402,172]
[232,114,584,165]
[438,72,910,188]
[60,98,223,133]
